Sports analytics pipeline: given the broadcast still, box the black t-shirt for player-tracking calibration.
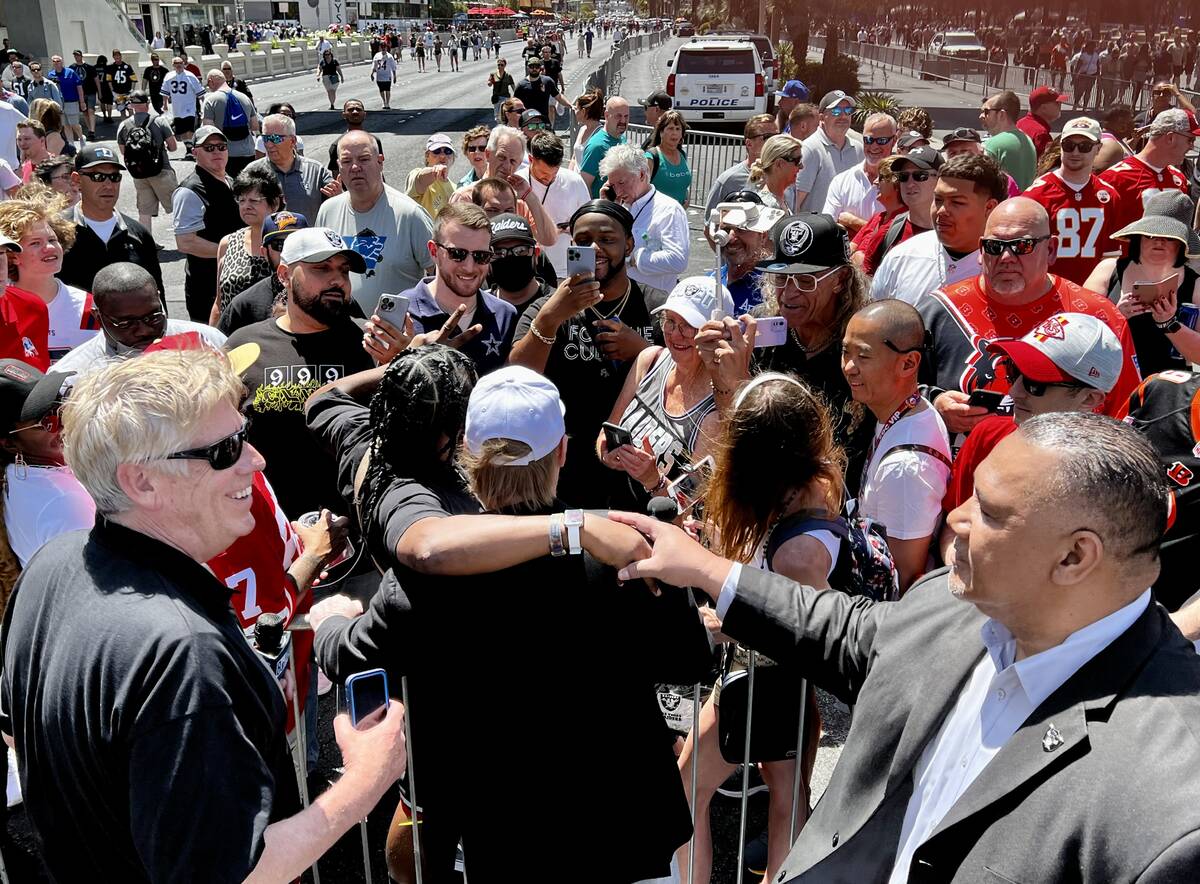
[107,61,135,94]
[543,56,563,83]
[496,277,555,322]
[225,317,373,520]
[327,131,384,176]
[515,281,661,507]
[218,276,364,337]
[142,64,166,93]
[513,75,559,117]
[0,518,297,883]
[71,61,98,94]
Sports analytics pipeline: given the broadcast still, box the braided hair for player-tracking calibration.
[359,345,479,535]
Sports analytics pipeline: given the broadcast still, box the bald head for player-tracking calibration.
[852,300,926,353]
[604,97,630,137]
[984,197,1050,238]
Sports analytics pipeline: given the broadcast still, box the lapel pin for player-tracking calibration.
[1042,723,1064,753]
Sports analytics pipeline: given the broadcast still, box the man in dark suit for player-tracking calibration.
[613,411,1200,883]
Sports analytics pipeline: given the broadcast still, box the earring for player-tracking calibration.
[13,452,26,480]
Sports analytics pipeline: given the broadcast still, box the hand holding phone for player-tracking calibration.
[1132,276,1178,305]
[966,389,1006,412]
[346,668,389,728]
[602,421,633,450]
[566,244,596,277]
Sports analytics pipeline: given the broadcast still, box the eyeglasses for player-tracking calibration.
[980,235,1050,257]
[863,134,895,145]
[896,170,935,183]
[430,147,454,156]
[435,241,493,264]
[771,266,842,296]
[660,317,696,336]
[262,133,290,144]
[980,106,999,114]
[80,170,121,183]
[466,144,487,153]
[163,423,248,471]
[236,195,268,206]
[825,106,852,116]
[198,143,228,153]
[1000,360,1086,397]
[10,411,61,435]
[492,244,535,259]
[1060,140,1096,153]
[745,132,773,142]
[101,309,165,330]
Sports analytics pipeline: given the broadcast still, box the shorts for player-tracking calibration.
[84,93,97,108]
[172,115,196,137]
[63,103,81,124]
[376,79,391,93]
[133,166,178,216]
[114,93,131,111]
[323,74,340,89]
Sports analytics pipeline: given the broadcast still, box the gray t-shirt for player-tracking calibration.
[704,160,751,216]
[116,111,174,168]
[795,128,863,214]
[201,89,256,157]
[244,155,332,225]
[315,185,435,314]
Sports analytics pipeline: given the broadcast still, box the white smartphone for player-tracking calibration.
[751,316,788,348]
[373,293,410,327]
[566,244,597,277]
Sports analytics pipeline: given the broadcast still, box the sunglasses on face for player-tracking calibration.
[198,143,228,153]
[492,244,535,259]
[436,241,493,264]
[897,170,935,183]
[262,133,290,144]
[10,410,61,435]
[980,235,1050,257]
[80,170,121,183]
[164,422,248,471]
[1001,360,1085,397]
[779,153,803,166]
[825,106,852,116]
[466,145,487,153]
[102,309,165,330]
[1060,139,1095,153]
[745,132,772,142]
[863,134,895,145]
[430,147,454,156]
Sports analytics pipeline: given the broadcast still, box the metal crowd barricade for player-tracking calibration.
[625,122,746,211]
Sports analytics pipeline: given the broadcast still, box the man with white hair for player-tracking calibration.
[794,90,864,212]
[579,96,629,197]
[600,143,689,296]
[200,68,258,176]
[822,111,896,234]
[316,130,435,315]
[0,348,407,883]
[453,125,557,247]
[246,113,338,223]
[1098,107,1196,233]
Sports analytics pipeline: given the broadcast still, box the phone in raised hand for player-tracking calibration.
[373,293,410,327]
[566,244,596,277]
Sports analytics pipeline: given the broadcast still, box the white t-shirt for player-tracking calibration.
[371,52,398,82]
[315,185,435,314]
[821,162,883,223]
[858,402,951,541]
[0,99,22,169]
[45,281,97,362]
[160,70,204,119]
[83,212,119,244]
[869,230,981,307]
[0,158,18,199]
[4,463,96,567]
[519,166,590,278]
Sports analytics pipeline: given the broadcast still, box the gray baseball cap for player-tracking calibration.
[193,125,228,145]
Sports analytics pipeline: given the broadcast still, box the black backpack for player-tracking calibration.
[123,114,164,179]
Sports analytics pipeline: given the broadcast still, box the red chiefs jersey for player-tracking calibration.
[1023,172,1123,285]
[1097,155,1189,234]
[206,472,312,732]
[0,286,50,371]
[917,274,1141,419]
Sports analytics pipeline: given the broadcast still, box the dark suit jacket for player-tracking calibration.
[723,567,1200,883]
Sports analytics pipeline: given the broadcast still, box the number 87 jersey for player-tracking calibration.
[1023,171,1124,285]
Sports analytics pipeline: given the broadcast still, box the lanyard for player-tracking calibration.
[860,391,922,491]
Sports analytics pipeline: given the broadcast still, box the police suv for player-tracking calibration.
[666,38,767,124]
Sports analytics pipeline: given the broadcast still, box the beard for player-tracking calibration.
[598,251,626,285]
[292,283,350,324]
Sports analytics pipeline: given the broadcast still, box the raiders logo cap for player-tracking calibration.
[757,213,851,275]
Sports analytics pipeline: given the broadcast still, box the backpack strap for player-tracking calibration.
[882,211,910,255]
[648,148,661,181]
[880,442,953,470]
[764,510,848,569]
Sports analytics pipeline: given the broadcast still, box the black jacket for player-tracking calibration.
[315,509,713,882]
[58,205,164,298]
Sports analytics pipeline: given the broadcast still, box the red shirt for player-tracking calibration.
[1016,113,1052,157]
[206,473,311,732]
[1023,171,1123,285]
[941,414,1018,513]
[0,286,50,371]
[920,275,1140,418]
[853,209,923,276]
[1097,155,1189,233]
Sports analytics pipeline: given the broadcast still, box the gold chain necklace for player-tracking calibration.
[588,280,631,321]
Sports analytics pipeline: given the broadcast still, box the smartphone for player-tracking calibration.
[374,293,410,327]
[566,244,596,277]
[668,455,715,514]
[346,668,389,727]
[602,421,634,450]
[752,316,788,348]
[1132,276,1178,305]
[297,510,354,568]
[967,389,1006,412]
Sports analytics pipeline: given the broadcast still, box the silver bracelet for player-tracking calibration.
[548,514,566,556]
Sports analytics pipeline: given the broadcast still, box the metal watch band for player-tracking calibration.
[548,514,566,557]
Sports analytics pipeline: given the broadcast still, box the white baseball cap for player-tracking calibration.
[1060,116,1102,142]
[652,276,736,329]
[279,227,367,273]
[465,366,566,465]
[988,312,1122,393]
[718,202,785,234]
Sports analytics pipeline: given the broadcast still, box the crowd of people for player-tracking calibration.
[0,16,1198,884]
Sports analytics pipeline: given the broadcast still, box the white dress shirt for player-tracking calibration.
[869,230,981,306]
[887,589,1150,883]
[822,161,883,223]
[625,185,689,294]
[519,165,590,279]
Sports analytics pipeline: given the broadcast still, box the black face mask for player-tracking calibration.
[489,255,536,292]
